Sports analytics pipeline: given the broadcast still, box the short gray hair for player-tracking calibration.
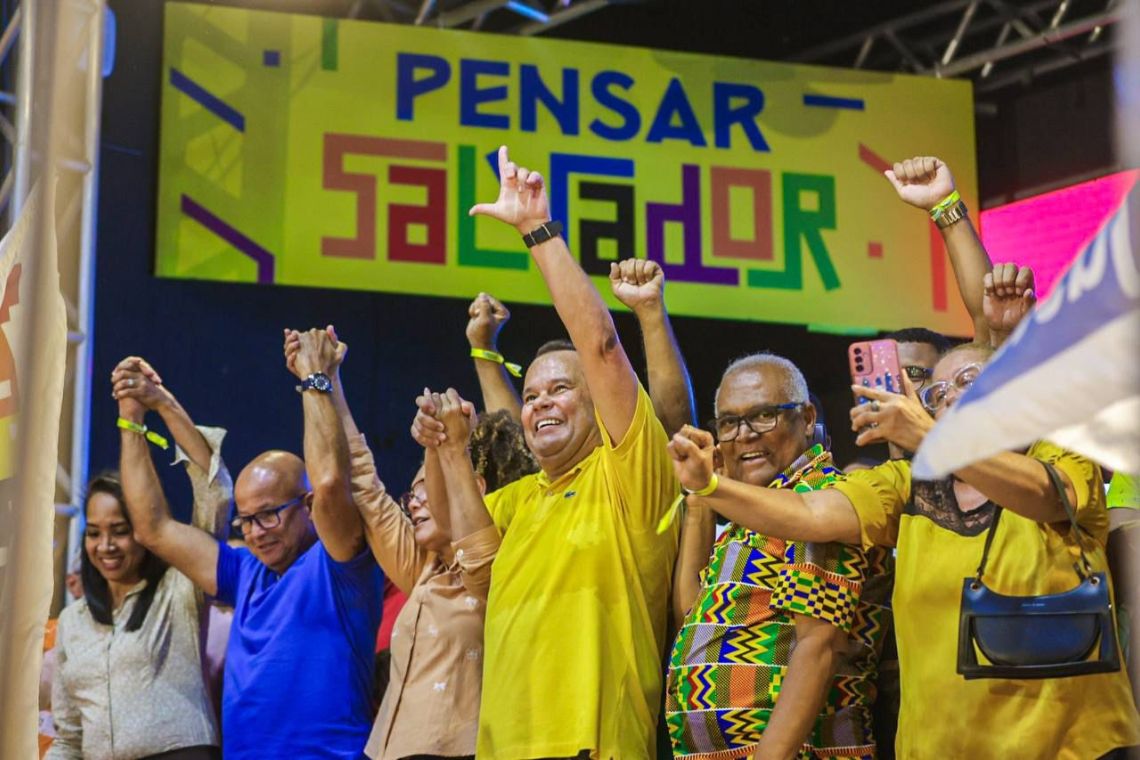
[715,352,809,415]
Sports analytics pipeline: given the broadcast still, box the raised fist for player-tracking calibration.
[885,156,956,212]
[466,292,511,350]
[609,259,665,314]
[983,263,1036,338]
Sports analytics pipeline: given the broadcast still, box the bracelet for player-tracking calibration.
[929,190,961,221]
[117,417,170,450]
[470,347,523,378]
[521,220,563,248]
[656,474,720,535]
[684,473,720,497]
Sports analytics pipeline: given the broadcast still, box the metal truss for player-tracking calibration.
[339,0,1119,90]
[792,0,1122,94]
[341,0,615,35]
[0,0,106,613]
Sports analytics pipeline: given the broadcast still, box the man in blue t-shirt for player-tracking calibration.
[116,329,383,759]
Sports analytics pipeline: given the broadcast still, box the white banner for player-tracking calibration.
[0,181,68,756]
[913,185,1140,478]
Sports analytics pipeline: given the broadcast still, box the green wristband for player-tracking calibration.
[470,347,523,378]
[117,417,170,450]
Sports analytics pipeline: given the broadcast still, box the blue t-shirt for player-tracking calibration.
[216,539,383,759]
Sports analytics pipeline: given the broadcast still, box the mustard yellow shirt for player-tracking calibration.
[834,441,1140,759]
[478,385,679,760]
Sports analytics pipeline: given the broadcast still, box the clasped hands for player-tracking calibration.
[110,356,170,421]
[283,325,346,379]
[412,387,477,452]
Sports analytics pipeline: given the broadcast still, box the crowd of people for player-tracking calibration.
[39,150,1140,760]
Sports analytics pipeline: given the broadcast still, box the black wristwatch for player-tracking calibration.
[299,372,333,393]
[522,220,563,248]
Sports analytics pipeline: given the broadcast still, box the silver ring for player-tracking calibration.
[870,400,880,412]
[127,378,135,388]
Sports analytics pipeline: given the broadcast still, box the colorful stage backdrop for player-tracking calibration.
[156,3,978,335]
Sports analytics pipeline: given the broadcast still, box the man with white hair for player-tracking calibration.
[666,352,892,760]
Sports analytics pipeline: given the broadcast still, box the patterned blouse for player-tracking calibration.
[666,445,894,760]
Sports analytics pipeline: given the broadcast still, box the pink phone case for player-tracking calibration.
[849,339,903,402]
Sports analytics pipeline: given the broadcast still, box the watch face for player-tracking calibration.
[308,373,332,392]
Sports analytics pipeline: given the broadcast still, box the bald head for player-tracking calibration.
[234,450,315,574]
[236,450,310,497]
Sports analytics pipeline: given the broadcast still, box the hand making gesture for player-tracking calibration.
[468,145,551,235]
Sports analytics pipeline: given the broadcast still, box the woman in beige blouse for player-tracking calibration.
[47,358,230,760]
[330,370,535,760]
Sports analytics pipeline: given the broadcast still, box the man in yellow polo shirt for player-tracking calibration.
[415,146,679,759]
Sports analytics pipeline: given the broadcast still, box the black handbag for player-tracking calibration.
[957,461,1122,680]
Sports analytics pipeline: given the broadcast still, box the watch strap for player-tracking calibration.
[522,220,563,248]
[934,199,968,229]
[299,372,332,393]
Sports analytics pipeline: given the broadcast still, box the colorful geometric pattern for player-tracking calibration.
[666,446,894,759]
[771,566,858,631]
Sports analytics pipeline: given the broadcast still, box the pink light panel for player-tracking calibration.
[979,169,1139,298]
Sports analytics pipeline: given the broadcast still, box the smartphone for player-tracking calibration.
[849,339,903,403]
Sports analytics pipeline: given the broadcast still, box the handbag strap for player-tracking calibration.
[974,460,1092,582]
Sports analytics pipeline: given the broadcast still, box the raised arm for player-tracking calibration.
[470,146,638,443]
[288,326,365,562]
[982,264,1036,349]
[886,157,992,342]
[112,364,220,595]
[433,389,494,541]
[111,357,232,541]
[467,292,523,421]
[609,259,696,437]
[289,330,429,590]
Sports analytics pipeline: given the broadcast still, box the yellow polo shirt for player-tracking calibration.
[834,441,1140,759]
[477,385,679,760]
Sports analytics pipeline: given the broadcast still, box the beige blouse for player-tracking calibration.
[46,427,231,760]
[348,434,498,760]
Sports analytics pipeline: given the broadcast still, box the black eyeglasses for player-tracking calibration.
[903,365,934,387]
[709,403,803,442]
[231,495,305,532]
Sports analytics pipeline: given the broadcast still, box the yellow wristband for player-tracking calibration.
[656,474,719,535]
[117,417,170,450]
[685,473,720,497]
[930,190,961,221]
[470,347,523,378]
